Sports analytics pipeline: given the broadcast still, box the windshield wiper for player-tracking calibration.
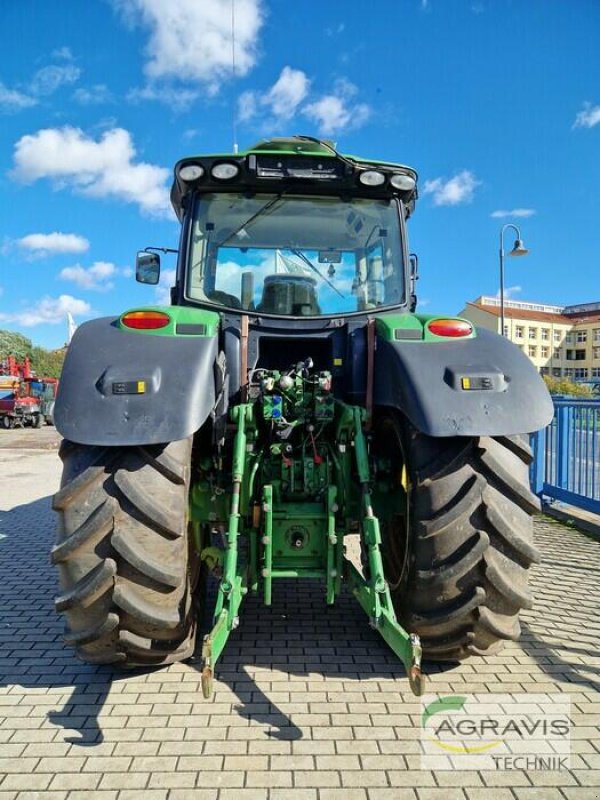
[217,194,285,248]
[290,248,345,298]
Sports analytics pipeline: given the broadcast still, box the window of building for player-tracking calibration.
[553,330,562,342]
[503,324,509,337]
[565,332,574,344]
[541,346,549,358]
[540,366,549,376]
[575,350,586,361]
[541,328,550,340]
[594,347,600,360]
[592,368,600,378]
[564,368,574,378]
[576,330,587,343]
[552,368,562,377]
[574,368,588,379]
[528,327,537,339]
[515,325,524,339]
[566,350,575,361]
[594,328,600,343]
[528,345,537,358]
[553,348,561,359]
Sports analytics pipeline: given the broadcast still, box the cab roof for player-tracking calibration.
[170,136,419,221]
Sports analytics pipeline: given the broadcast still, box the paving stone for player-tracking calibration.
[0,448,598,799]
[0,774,52,791]
[148,771,197,788]
[98,773,149,790]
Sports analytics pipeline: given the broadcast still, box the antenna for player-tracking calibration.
[231,0,238,154]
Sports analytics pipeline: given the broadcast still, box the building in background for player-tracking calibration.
[459,296,600,386]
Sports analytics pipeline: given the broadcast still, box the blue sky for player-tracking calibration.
[1,0,599,349]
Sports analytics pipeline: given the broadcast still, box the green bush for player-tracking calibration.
[543,375,593,398]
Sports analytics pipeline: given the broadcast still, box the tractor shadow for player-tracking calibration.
[2,494,448,746]
[0,495,130,747]
[191,575,456,740]
[3,493,598,747]
[520,620,600,693]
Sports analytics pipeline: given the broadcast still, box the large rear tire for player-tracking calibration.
[374,415,541,661]
[52,438,198,666]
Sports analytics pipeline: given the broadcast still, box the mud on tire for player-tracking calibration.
[52,438,198,667]
[379,418,541,661]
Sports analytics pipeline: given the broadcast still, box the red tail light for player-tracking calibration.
[428,319,473,338]
[121,310,170,330]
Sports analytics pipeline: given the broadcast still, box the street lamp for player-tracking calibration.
[499,223,529,337]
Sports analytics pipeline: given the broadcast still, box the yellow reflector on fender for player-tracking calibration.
[121,310,170,330]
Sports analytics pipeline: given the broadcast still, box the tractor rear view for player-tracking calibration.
[52,137,553,695]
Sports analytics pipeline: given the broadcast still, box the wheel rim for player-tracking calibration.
[371,415,410,594]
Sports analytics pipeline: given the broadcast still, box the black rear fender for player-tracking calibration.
[374,327,554,436]
[55,316,218,446]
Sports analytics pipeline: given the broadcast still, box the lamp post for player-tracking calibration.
[499,223,529,337]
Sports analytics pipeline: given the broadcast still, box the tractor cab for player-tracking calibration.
[138,137,418,321]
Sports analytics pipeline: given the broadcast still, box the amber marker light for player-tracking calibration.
[121,310,171,330]
[427,319,473,338]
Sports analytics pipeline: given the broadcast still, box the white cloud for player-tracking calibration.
[325,23,345,36]
[29,64,81,96]
[490,208,536,219]
[11,126,171,217]
[0,82,37,113]
[155,268,176,305]
[496,285,522,300]
[573,102,600,129]
[127,83,199,111]
[303,79,370,136]
[238,90,258,123]
[59,261,117,291]
[263,67,310,120]
[0,295,91,327]
[239,66,309,124]
[73,84,113,105]
[114,0,263,94]
[0,51,80,113]
[52,46,74,61]
[17,232,90,256]
[423,170,480,206]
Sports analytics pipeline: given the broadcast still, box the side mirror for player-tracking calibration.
[409,253,419,281]
[136,251,160,285]
[409,253,419,312]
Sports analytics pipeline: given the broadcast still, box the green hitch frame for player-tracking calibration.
[199,399,425,699]
[201,403,252,698]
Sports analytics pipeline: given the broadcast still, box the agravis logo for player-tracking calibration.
[422,695,503,754]
[419,693,571,771]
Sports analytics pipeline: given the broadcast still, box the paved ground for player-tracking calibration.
[0,436,599,799]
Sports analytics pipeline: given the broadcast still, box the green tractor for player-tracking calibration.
[52,137,553,696]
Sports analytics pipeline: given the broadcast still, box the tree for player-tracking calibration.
[543,375,593,398]
[0,329,32,361]
[30,346,66,379]
[0,329,66,378]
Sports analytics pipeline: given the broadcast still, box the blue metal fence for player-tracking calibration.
[531,398,600,515]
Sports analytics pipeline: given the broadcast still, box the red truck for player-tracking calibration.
[0,380,45,428]
[0,357,59,428]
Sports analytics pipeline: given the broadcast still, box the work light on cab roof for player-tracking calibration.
[171,135,420,224]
